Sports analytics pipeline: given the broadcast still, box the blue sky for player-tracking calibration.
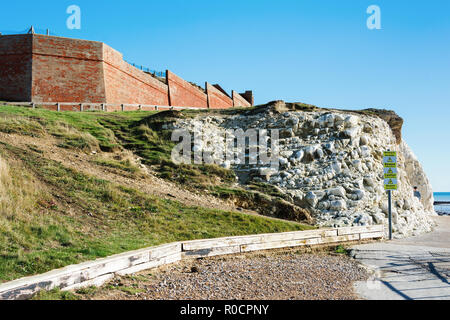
[1,0,449,191]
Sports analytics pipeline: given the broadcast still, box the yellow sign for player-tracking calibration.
[383,151,397,157]
[384,178,398,190]
[383,151,397,168]
[384,167,397,179]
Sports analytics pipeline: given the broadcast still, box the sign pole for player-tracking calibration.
[383,150,397,241]
[388,190,392,240]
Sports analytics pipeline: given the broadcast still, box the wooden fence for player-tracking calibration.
[0,101,204,112]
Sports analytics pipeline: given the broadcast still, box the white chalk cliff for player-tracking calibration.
[173,102,436,238]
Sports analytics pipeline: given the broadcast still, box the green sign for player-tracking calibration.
[384,167,397,179]
[383,151,398,190]
[383,155,397,168]
[384,178,398,190]
[383,151,397,157]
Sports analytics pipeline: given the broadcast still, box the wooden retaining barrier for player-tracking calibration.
[0,225,384,300]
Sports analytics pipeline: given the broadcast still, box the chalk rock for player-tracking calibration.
[345,115,359,128]
[328,186,347,198]
[173,101,436,238]
[330,200,347,211]
[305,192,318,208]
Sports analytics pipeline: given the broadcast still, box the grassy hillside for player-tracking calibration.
[0,105,312,282]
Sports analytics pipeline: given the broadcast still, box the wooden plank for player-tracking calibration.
[82,255,147,280]
[360,231,385,240]
[241,238,321,253]
[319,234,360,244]
[116,252,182,276]
[0,264,84,299]
[182,229,336,251]
[262,229,337,243]
[83,243,181,279]
[182,235,264,251]
[182,245,241,259]
[62,273,114,291]
[148,243,181,260]
[0,280,54,300]
[337,225,384,236]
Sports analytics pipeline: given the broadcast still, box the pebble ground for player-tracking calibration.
[80,249,369,300]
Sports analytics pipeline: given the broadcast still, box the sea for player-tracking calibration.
[434,192,450,216]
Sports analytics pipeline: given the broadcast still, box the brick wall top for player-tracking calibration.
[32,34,103,61]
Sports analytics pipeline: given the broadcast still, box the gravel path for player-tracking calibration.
[80,250,369,300]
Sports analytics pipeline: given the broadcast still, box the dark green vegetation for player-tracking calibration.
[31,288,80,300]
[0,105,313,282]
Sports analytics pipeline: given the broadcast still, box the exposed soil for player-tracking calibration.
[0,132,305,225]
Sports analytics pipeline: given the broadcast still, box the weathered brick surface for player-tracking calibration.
[103,44,169,105]
[0,34,252,110]
[31,35,105,103]
[239,91,254,106]
[232,90,252,107]
[0,35,33,101]
[206,82,233,109]
[32,35,106,103]
[167,70,208,108]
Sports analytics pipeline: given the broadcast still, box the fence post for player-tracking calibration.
[155,106,158,111]
[80,103,84,112]
[121,104,125,112]
[101,103,105,112]
[57,103,60,112]
[32,102,35,109]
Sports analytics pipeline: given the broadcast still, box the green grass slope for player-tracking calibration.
[0,105,312,282]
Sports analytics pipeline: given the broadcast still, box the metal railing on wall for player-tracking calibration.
[0,28,166,79]
[124,60,166,78]
[0,26,59,37]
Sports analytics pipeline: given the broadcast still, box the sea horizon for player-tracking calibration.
[434,192,450,215]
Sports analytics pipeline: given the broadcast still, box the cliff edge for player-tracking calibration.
[172,101,436,238]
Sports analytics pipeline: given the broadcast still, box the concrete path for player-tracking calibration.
[351,216,450,300]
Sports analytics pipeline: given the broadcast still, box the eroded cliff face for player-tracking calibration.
[172,102,436,238]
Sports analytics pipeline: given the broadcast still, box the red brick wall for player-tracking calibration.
[102,44,169,105]
[232,90,252,107]
[0,34,252,110]
[206,82,233,109]
[31,35,106,103]
[0,35,33,101]
[239,91,254,106]
[167,70,208,108]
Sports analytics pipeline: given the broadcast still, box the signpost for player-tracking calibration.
[383,151,397,240]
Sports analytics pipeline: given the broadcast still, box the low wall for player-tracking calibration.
[0,225,383,300]
[31,35,106,103]
[206,82,233,109]
[232,90,252,108]
[0,34,253,109]
[103,44,169,105]
[167,70,208,108]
